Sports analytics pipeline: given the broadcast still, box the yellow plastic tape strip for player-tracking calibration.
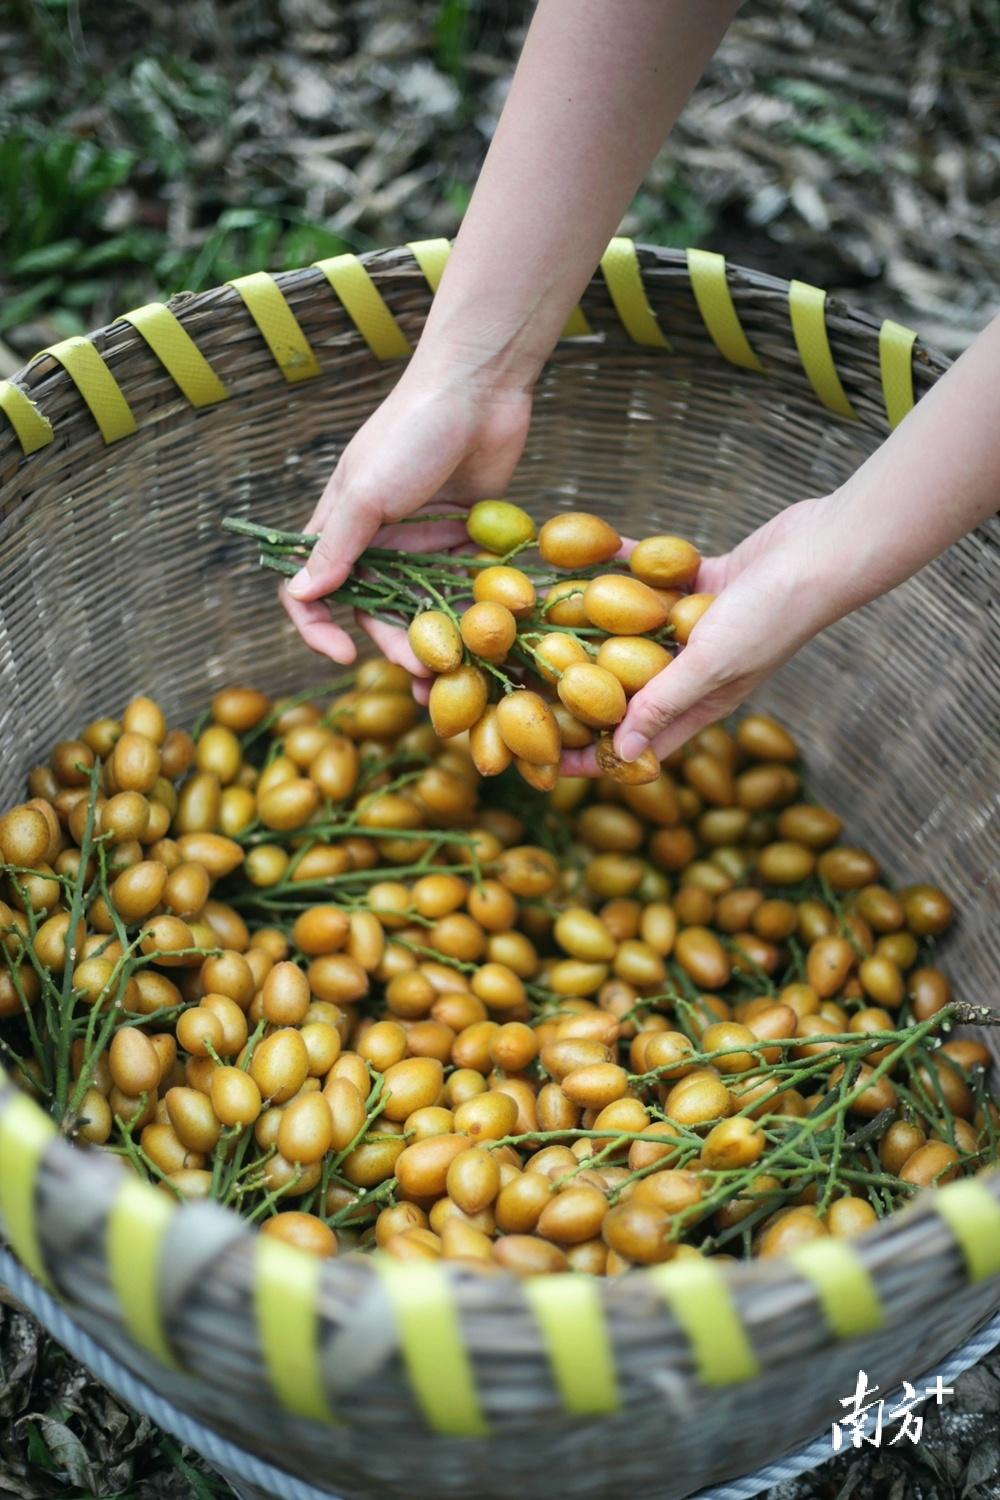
[561,305,593,339]
[687,248,763,373]
[44,337,137,443]
[600,237,670,349]
[373,1258,488,1435]
[788,281,855,420]
[649,1257,759,1385]
[0,1092,56,1287]
[934,1178,1000,1283]
[879,319,917,430]
[228,273,322,384]
[255,1236,336,1424]
[407,237,452,292]
[788,1238,885,1339]
[106,1176,178,1367]
[122,304,229,408]
[314,254,412,359]
[523,1274,619,1415]
[0,380,54,454]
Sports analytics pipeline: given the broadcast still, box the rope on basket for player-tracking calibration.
[0,242,920,455]
[3,1240,999,1500]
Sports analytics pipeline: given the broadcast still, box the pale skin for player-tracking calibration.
[283,0,1000,771]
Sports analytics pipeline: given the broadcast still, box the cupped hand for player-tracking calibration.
[563,496,847,775]
[280,351,533,668]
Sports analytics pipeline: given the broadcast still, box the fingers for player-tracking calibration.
[614,643,720,762]
[648,695,741,763]
[694,554,731,592]
[357,613,430,678]
[287,491,382,601]
[560,745,600,777]
[372,509,470,553]
[279,584,358,664]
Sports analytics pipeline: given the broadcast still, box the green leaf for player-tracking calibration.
[28,1417,98,1490]
[8,238,83,275]
[76,232,157,271]
[279,223,349,269]
[0,277,63,333]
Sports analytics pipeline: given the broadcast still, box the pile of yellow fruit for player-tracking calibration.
[1,657,994,1274]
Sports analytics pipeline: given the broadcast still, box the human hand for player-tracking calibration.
[281,350,533,669]
[562,497,847,775]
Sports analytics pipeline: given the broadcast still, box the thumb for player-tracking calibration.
[613,644,722,762]
[287,489,381,601]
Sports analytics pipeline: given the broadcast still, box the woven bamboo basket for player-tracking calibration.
[0,241,997,1500]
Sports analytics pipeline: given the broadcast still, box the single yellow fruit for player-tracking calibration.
[583,575,670,635]
[460,601,517,663]
[429,666,489,738]
[669,593,715,644]
[557,662,627,728]
[408,611,463,673]
[466,500,536,553]
[629,535,701,589]
[538,512,621,569]
[496,691,561,764]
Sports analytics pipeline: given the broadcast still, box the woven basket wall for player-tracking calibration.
[0,242,997,1500]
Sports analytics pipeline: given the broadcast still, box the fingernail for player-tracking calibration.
[287,567,310,599]
[616,730,647,763]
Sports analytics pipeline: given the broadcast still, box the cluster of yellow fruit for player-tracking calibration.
[406,501,713,789]
[1,666,995,1275]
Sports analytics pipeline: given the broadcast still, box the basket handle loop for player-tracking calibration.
[648,1257,759,1385]
[0,1085,57,1289]
[687,248,764,372]
[934,1176,1000,1283]
[228,273,322,384]
[787,1238,885,1339]
[523,1273,619,1415]
[255,1234,339,1424]
[372,1256,489,1435]
[106,1175,179,1368]
[313,254,412,359]
[788,281,856,420]
[122,304,230,408]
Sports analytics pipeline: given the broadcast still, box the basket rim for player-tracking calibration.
[0,242,995,1441]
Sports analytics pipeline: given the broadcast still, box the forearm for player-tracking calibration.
[416,0,740,388]
[819,314,1000,614]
